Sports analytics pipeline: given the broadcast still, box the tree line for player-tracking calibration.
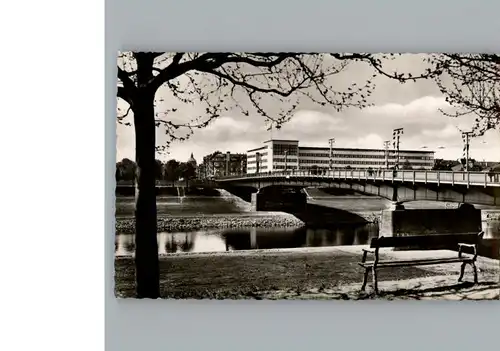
[432,158,487,171]
[116,158,196,185]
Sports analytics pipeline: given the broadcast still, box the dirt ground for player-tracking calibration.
[114,246,500,300]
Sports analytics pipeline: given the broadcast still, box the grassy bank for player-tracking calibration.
[114,246,500,299]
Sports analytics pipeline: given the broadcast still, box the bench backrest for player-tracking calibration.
[370,232,484,249]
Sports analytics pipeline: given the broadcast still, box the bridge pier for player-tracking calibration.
[379,204,482,240]
[251,192,259,211]
[391,183,399,202]
[250,228,258,249]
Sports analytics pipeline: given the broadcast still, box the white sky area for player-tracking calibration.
[116,54,500,164]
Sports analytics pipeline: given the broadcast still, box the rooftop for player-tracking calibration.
[247,146,268,152]
[263,139,299,143]
[250,139,435,154]
[299,146,435,154]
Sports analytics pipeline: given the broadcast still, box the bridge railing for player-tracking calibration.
[216,169,500,187]
[115,179,217,187]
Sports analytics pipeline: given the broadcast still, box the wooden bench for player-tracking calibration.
[359,231,484,294]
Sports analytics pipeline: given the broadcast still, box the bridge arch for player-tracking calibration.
[221,185,259,203]
[217,170,500,207]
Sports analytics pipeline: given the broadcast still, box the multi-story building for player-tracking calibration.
[196,163,206,179]
[247,140,299,174]
[200,151,247,178]
[246,139,435,174]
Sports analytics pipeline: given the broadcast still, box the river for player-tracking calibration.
[114,189,500,258]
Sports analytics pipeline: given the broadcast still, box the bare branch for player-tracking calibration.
[150,53,231,90]
[117,66,137,91]
[117,106,132,124]
[330,53,439,82]
[121,52,459,151]
[171,53,185,65]
[117,86,134,107]
[428,53,500,136]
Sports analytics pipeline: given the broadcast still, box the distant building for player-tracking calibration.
[476,161,498,169]
[489,163,500,172]
[196,163,206,179]
[200,151,247,178]
[246,139,435,174]
[187,152,197,168]
[451,159,494,172]
[433,159,460,170]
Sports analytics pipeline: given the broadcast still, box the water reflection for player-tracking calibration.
[483,220,500,239]
[162,233,195,253]
[115,220,500,259]
[115,234,134,256]
[303,225,373,247]
[115,231,228,256]
[114,223,379,256]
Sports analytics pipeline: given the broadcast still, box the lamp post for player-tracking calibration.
[256,152,260,174]
[383,140,390,169]
[225,151,230,176]
[392,128,404,169]
[328,138,335,170]
[462,131,473,171]
[284,150,288,172]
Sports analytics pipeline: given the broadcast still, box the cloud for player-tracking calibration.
[365,96,449,117]
[350,134,385,149]
[273,110,346,142]
[422,124,460,138]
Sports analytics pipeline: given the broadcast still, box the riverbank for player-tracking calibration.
[115,212,305,233]
[114,246,500,299]
[115,189,306,232]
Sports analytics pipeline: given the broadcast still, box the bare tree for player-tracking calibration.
[427,54,500,136]
[116,52,434,298]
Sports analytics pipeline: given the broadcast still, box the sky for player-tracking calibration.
[116,54,500,164]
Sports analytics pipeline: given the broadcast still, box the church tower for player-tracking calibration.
[187,152,197,168]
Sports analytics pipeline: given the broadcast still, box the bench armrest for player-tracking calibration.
[361,248,377,263]
[458,243,478,260]
[458,243,475,248]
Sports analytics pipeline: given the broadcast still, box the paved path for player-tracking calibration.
[259,274,500,300]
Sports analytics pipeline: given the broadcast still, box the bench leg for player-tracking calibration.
[361,268,369,291]
[458,262,467,282]
[471,262,478,284]
[372,266,379,295]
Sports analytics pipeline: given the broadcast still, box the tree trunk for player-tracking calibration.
[133,88,160,298]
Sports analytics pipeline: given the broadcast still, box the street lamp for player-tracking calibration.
[328,138,335,170]
[284,150,288,172]
[256,152,260,174]
[383,140,390,169]
[225,151,231,176]
[392,128,404,169]
[462,131,473,171]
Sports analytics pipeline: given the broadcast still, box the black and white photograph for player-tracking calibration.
[114,52,500,300]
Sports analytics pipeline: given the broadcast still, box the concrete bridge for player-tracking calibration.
[217,169,500,243]
[216,169,500,207]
